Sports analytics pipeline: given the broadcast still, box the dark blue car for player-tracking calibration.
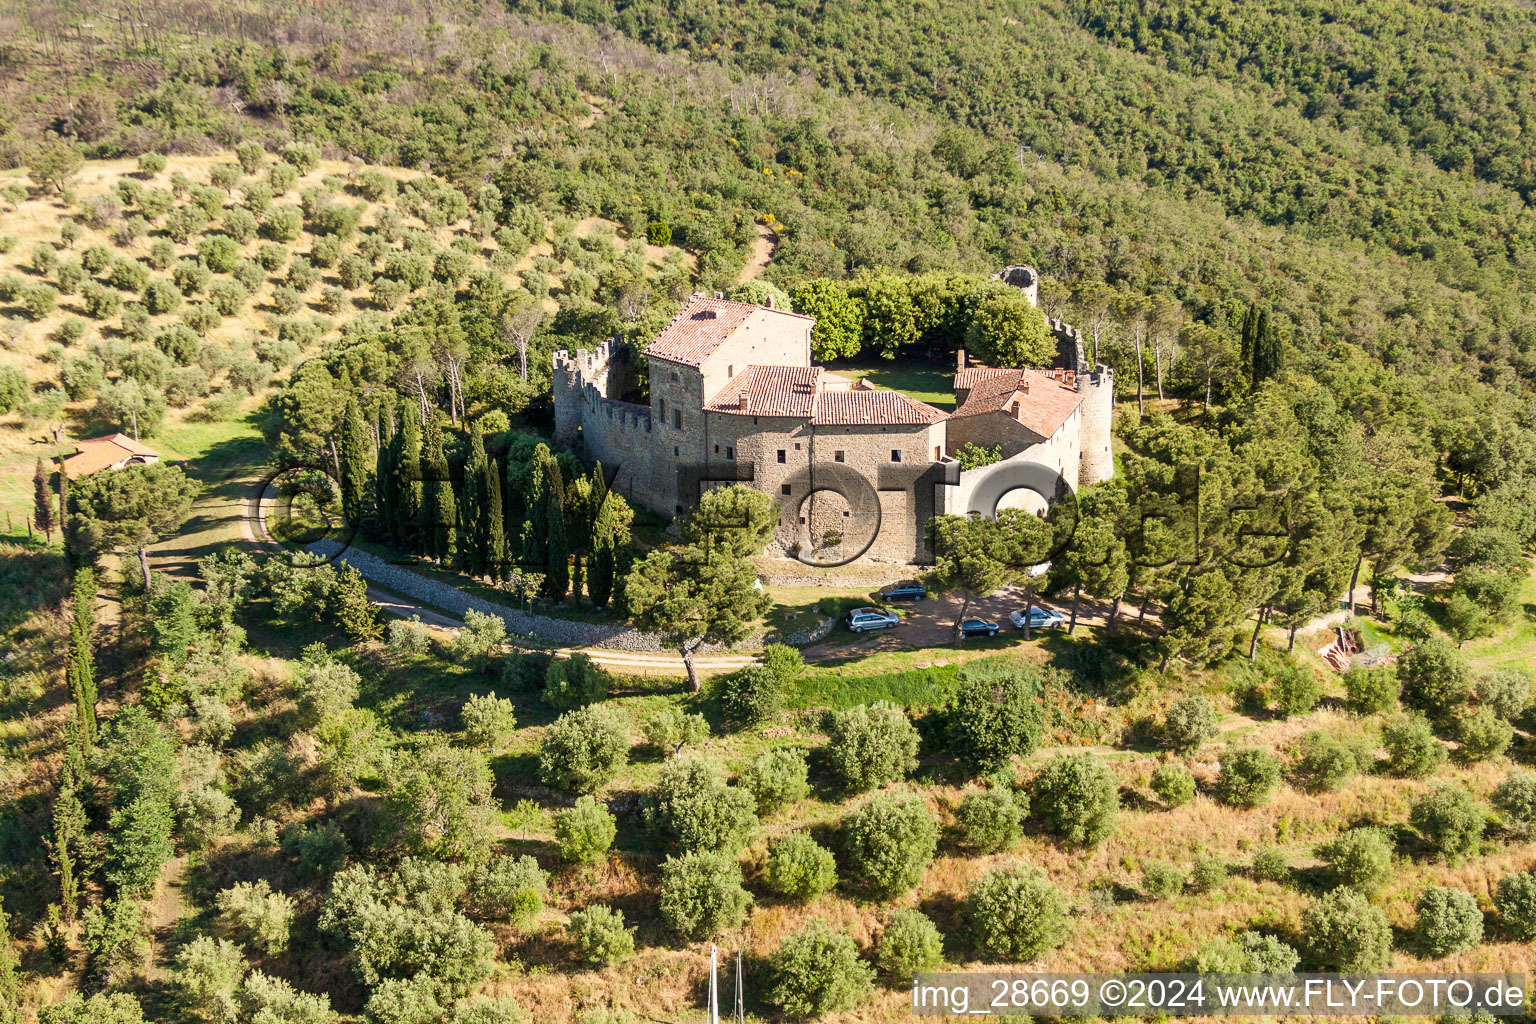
[879,580,928,601]
[959,618,1001,638]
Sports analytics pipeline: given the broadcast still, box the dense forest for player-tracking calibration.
[0,0,1534,1022]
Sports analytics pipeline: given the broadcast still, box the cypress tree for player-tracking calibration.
[52,752,86,920]
[460,422,489,576]
[1254,310,1284,384]
[33,457,54,541]
[339,397,371,528]
[485,458,507,579]
[1239,301,1260,385]
[540,453,568,602]
[589,510,615,608]
[393,402,423,551]
[420,413,457,564]
[65,567,97,754]
[373,407,394,541]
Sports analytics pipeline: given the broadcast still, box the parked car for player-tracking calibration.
[846,607,901,633]
[878,579,928,601]
[1010,606,1068,631]
[958,618,1001,638]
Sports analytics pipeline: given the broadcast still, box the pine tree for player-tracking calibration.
[339,397,371,528]
[65,567,97,754]
[392,402,423,550]
[33,457,54,541]
[485,458,506,580]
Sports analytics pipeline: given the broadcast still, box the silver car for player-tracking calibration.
[845,607,900,632]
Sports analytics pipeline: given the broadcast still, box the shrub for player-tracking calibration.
[567,905,634,965]
[281,822,350,879]
[716,664,783,729]
[947,660,1046,770]
[1383,714,1447,777]
[82,282,122,318]
[642,706,709,755]
[1272,664,1321,718]
[658,851,752,938]
[1140,861,1185,899]
[1031,753,1118,845]
[174,934,246,1023]
[1302,888,1393,971]
[768,920,874,1019]
[264,204,303,242]
[138,152,167,175]
[1162,695,1219,752]
[461,692,517,750]
[1150,762,1196,807]
[469,856,547,930]
[1410,785,1484,859]
[207,279,249,316]
[553,796,616,865]
[1494,871,1536,940]
[1455,707,1513,762]
[292,658,360,728]
[1251,846,1290,884]
[539,705,628,793]
[173,258,211,296]
[1316,828,1394,894]
[271,285,303,315]
[647,754,757,853]
[739,748,810,815]
[1474,668,1531,722]
[542,652,609,708]
[386,616,432,655]
[765,833,838,901]
[254,243,288,271]
[824,701,919,791]
[876,909,944,978]
[56,316,87,343]
[956,787,1025,853]
[1189,857,1227,894]
[1399,636,1472,716]
[1414,886,1484,956]
[1240,931,1300,973]
[23,283,59,317]
[968,862,1069,961]
[281,141,321,173]
[447,609,505,668]
[762,642,805,684]
[1491,771,1536,836]
[217,880,295,955]
[199,234,241,274]
[173,784,241,849]
[1294,731,1357,792]
[841,792,939,898]
[1215,747,1281,807]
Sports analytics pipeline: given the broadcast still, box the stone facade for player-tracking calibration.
[553,272,1114,566]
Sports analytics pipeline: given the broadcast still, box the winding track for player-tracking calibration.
[243,480,759,676]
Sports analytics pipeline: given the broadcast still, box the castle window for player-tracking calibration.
[673,410,682,429]
[725,446,735,460]
[834,450,845,463]
[670,371,680,383]
[890,449,902,463]
[935,445,941,459]
[781,484,792,495]
[798,516,806,524]
[776,450,786,463]
[659,398,666,417]
[674,446,680,457]
[794,443,802,451]
[713,444,720,453]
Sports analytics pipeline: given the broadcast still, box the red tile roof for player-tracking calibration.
[950,368,1083,441]
[62,433,161,479]
[813,389,947,427]
[644,295,812,368]
[704,366,822,417]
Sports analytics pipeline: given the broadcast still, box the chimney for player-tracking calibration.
[698,309,717,320]
[956,348,966,372]
[1020,380,1030,395]
[739,394,749,412]
[765,294,775,309]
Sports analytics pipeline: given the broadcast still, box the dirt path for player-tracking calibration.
[740,222,776,282]
[144,855,187,982]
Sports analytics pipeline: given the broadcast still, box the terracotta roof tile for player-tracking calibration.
[62,433,161,479]
[643,295,812,368]
[950,368,1084,440]
[813,389,947,426]
[704,366,822,417]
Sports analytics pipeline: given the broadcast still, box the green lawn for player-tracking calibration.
[824,356,956,409]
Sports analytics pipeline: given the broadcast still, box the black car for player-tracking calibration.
[959,617,1001,638]
[879,580,928,601]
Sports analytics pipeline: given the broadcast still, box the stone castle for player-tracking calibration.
[552,267,1113,565]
